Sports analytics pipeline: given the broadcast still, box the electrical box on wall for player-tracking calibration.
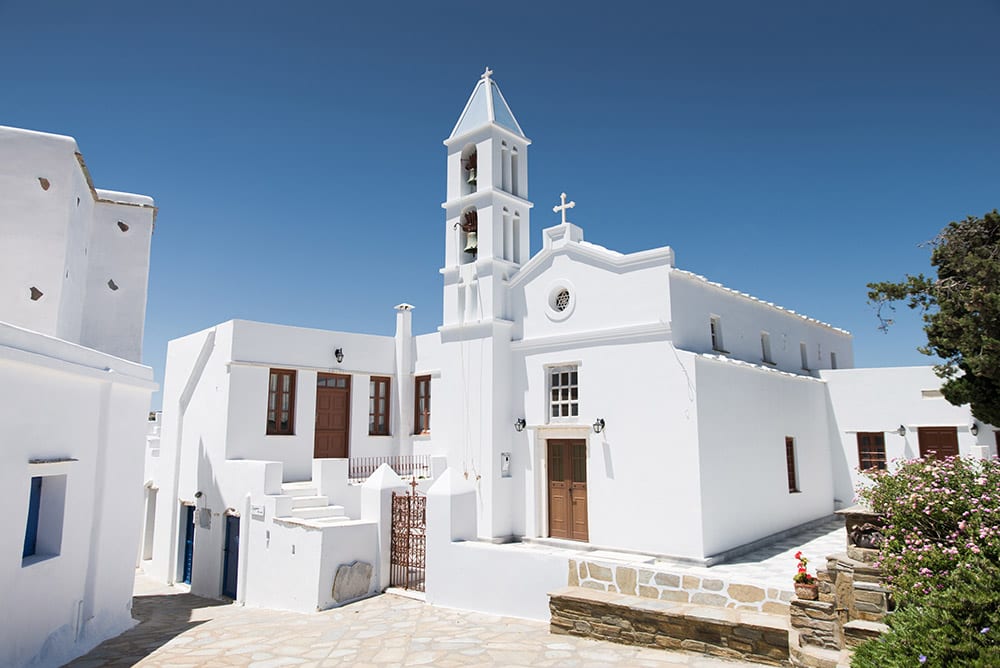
[501,452,511,478]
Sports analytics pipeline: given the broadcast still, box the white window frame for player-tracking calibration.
[547,364,580,423]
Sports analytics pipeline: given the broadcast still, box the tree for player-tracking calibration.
[867,209,1000,426]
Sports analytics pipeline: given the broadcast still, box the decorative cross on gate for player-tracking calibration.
[553,192,576,225]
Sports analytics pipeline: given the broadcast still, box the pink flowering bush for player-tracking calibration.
[852,455,1000,667]
[856,455,1000,605]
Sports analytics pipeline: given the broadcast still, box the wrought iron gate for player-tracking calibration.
[390,482,426,591]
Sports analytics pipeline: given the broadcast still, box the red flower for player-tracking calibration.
[795,551,803,559]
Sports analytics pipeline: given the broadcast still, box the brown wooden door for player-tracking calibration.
[315,374,351,458]
[918,426,959,460]
[548,439,588,541]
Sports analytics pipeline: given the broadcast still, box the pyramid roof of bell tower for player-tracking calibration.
[449,67,526,140]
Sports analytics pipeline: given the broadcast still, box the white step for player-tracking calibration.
[273,515,358,529]
[310,516,352,526]
[281,482,319,497]
[291,495,329,509]
[290,505,346,520]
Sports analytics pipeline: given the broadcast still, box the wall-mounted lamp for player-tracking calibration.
[896,425,906,437]
[593,418,606,434]
[334,348,344,364]
[970,422,979,436]
[514,418,526,432]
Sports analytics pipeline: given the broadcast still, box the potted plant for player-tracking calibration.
[793,551,819,600]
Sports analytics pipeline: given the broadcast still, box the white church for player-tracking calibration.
[3,71,989,667]
[138,70,996,618]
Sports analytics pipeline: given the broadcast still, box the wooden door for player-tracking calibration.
[315,374,351,458]
[918,426,959,460]
[548,439,588,541]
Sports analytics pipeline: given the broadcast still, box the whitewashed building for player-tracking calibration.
[0,126,158,666]
[146,71,997,618]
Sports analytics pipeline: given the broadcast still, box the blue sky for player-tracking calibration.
[2,1,997,408]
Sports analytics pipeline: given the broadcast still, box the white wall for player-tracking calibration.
[515,341,707,558]
[822,366,997,505]
[510,241,673,343]
[694,355,835,556]
[0,322,155,668]
[79,195,155,363]
[240,511,378,613]
[228,319,399,478]
[148,323,231,585]
[502,232,706,557]
[0,127,79,340]
[670,269,853,374]
[0,126,155,363]
[425,469,569,621]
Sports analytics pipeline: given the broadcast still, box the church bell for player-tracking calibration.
[467,167,477,185]
[463,231,478,255]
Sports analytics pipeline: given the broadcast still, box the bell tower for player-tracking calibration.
[441,67,532,327]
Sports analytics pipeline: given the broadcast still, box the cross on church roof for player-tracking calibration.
[553,192,576,225]
[480,66,493,83]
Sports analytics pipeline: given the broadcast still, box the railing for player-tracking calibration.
[348,455,431,483]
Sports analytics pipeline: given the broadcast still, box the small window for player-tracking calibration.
[22,474,67,564]
[800,342,809,370]
[830,352,838,369]
[785,437,799,493]
[369,376,391,435]
[761,332,773,364]
[414,375,431,434]
[857,432,887,471]
[549,366,579,421]
[710,316,724,352]
[317,375,348,388]
[267,369,297,435]
[23,477,42,558]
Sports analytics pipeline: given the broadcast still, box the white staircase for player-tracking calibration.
[275,481,350,527]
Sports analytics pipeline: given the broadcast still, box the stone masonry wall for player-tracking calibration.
[569,559,793,615]
[550,586,790,666]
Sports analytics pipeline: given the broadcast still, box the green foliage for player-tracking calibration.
[851,557,1000,668]
[867,209,1000,425]
[851,457,1000,667]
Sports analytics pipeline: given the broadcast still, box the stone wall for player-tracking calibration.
[788,512,891,667]
[550,586,790,666]
[569,558,793,615]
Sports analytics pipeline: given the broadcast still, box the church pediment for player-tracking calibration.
[509,228,674,289]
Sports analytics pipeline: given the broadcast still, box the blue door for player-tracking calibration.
[222,515,239,598]
[182,505,195,584]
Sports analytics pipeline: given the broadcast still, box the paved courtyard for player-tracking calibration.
[67,520,848,667]
[68,575,766,668]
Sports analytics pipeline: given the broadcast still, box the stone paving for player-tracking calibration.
[67,574,768,667]
[664,517,847,588]
[66,520,846,667]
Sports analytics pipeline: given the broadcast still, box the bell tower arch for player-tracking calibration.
[441,68,533,328]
